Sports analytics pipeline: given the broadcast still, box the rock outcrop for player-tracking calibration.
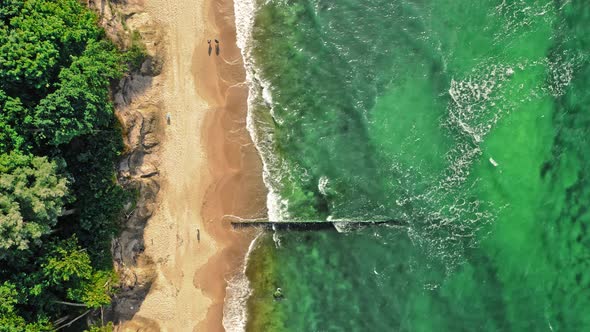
[88,0,165,327]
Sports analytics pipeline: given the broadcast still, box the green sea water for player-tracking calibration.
[238,0,590,330]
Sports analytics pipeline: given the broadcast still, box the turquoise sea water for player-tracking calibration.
[237,0,590,330]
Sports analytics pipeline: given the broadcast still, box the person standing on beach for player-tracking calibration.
[197,228,200,243]
[215,39,220,56]
[207,39,212,56]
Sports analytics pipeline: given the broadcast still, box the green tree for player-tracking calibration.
[40,237,115,307]
[0,0,135,328]
[0,152,68,254]
[0,0,23,23]
[0,0,102,98]
[0,0,124,149]
[68,270,117,308]
[85,322,114,332]
[62,129,128,266]
[0,281,31,331]
[42,237,92,286]
[33,39,123,146]
[0,282,52,332]
[0,89,26,152]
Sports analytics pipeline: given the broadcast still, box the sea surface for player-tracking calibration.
[233,0,590,330]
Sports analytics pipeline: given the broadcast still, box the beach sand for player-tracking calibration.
[118,0,266,330]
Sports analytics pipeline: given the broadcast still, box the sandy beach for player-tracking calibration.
[118,0,266,330]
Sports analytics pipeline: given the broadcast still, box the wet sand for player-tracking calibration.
[196,0,267,330]
[120,0,266,330]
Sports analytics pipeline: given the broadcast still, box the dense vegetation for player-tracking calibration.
[0,0,137,330]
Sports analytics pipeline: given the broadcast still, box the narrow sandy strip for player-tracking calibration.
[119,0,266,330]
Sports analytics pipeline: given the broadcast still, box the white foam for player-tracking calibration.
[224,0,294,329]
[235,0,287,223]
[333,221,354,233]
[223,1,271,331]
[271,224,282,248]
[318,176,329,196]
[222,232,262,332]
[233,0,256,52]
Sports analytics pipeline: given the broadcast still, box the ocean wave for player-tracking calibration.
[226,0,295,329]
[224,1,273,331]
[234,0,289,223]
[222,233,262,332]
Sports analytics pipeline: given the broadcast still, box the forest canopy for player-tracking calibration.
[0,0,137,330]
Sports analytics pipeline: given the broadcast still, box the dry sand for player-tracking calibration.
[119,0,266,330]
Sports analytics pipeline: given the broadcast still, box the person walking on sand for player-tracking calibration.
[207,39,212,56]
[215,39,220,56]
[196,228,200,243]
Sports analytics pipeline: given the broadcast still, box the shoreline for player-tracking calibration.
[116,0,267,330]
[196,0,267,330]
